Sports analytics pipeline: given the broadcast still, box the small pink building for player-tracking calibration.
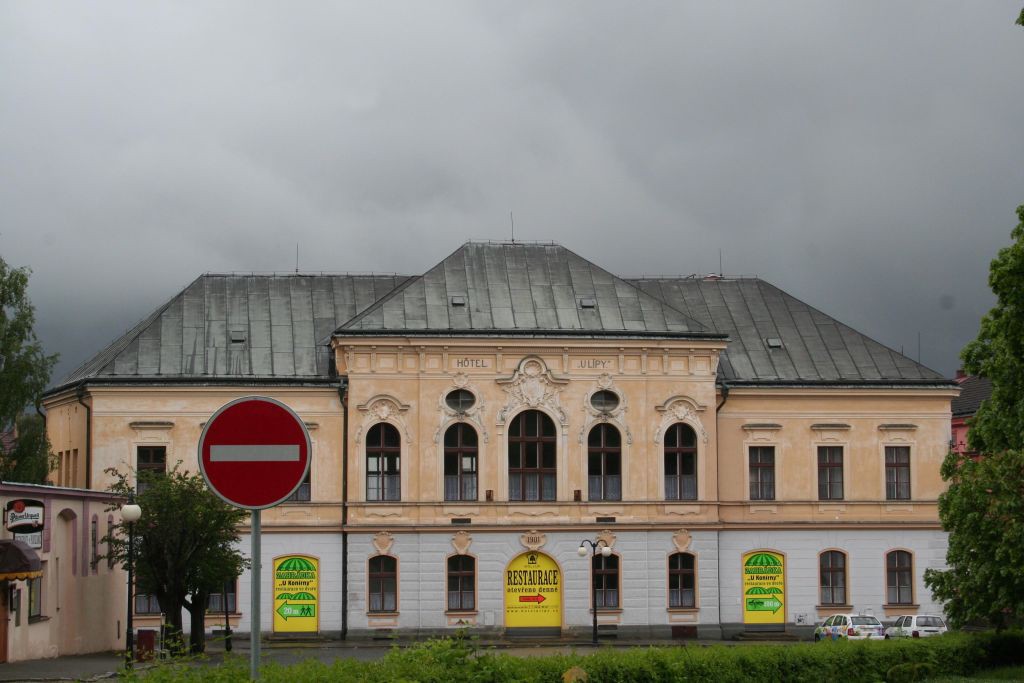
[1,482,127,663]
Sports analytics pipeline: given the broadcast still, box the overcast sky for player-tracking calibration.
[2,2,1022,384]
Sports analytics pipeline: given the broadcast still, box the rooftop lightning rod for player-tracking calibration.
[295,244,299,273]
[510,211,515,243]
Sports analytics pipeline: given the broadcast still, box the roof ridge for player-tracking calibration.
[754,278,945,379]
[56,274,204,387]
[555,244,712,335]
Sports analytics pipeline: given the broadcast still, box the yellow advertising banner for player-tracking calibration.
[504,551,561,628]
[273,555,319,633]
[742,550,785,624]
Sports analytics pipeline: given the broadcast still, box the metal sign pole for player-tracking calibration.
[251,509,261,681]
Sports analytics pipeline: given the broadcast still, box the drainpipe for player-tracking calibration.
[76,385,92,489]
[340,386,348,640]
[715,380,729,638]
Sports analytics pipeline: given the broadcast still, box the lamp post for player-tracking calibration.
[121,501,142,669]
[578,539,612,645]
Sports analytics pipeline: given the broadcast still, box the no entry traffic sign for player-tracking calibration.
[198,396,311,509]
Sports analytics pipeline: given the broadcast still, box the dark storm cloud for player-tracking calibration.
[1,1,1021,382]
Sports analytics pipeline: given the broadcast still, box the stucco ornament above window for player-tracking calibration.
[451,531,473,555]
[355,395,412,445]
[653,395,708,445]
[434,373,489,444]
[372,531,395,555]
[673,529,693,552]
[578,374,633,445]
[496,356,569,426]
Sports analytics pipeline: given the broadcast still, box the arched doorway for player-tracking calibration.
[504,551,562,636]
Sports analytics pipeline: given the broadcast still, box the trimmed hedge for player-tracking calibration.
[125,631,1024,683]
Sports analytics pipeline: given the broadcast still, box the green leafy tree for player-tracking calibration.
[926,206,1024,629]
[105,464,250,655]
[0,256,57,482]
[1,414,54,483]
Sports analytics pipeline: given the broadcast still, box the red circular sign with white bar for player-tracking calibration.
[198,396,311,509]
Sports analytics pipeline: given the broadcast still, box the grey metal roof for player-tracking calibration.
[629,277,948,384]
[337,242,718,338]
[51,247,951,393]
[51,274,410,393]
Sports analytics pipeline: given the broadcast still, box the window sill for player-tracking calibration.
[444,610,478,617]
[883,603,919,610]
[279,500,312,505]
[367,611,400,617]
[589,608,623,615]
[666,607,699,613]
[205,611,242,616]
[816,604,854,612]
[28,615,49,624]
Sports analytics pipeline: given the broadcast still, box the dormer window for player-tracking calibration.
[579,297,596,309]
[450,295,466,307]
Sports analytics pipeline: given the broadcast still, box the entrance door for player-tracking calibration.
[1,581,8,663]
[742,550,786,631]
[504,551,561,636]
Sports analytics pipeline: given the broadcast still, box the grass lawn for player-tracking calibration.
[929,665,1024,681]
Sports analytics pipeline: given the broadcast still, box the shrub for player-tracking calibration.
[118,631,1024,683]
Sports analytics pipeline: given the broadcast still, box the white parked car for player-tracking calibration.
[814,613,886,641]
[884,615,947,639]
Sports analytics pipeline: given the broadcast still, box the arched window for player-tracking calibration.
[668,552,696,608]
[508,410,556,501]
[444,424,478,501]
[592,553,619,609]
[587,424,621,501]
[886,550,913,605]
[664,423,697,500]
[366,423,401,501]
[90,515,99,571]
[368,555,397,613]
[446,555,475,611]
[819,550,847,606]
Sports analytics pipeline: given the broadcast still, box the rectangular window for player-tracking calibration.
[818,446,844,500]
[207,581,237,613]
[368,556,398,613]
[90,518,98,570]
[446,555,475,612]
[885,446,911,500]
[285,469,311,502]
[135,593,162,615]
[748,446,775,500]
[28,574,42,620]
[668,553,696,608]
[137,446,167,494]
[593,555,619,609]
[819,551,847,606]
[664,453,697,500]
[107,518,115,569]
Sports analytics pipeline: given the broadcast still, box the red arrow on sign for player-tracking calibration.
[518,594,546,604]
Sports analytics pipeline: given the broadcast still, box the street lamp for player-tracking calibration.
[578,539,612,645]
[122,501,142,669]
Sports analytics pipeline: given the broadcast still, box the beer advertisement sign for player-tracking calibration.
[273,555,319,633]
[504,551,561,628]
[5,499,44,534]
[742,550,785,625]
